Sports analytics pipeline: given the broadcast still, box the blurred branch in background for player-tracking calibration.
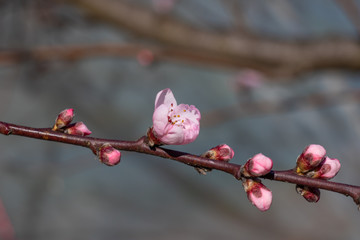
[63,0,360,78]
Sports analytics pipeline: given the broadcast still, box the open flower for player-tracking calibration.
[148,88,201,146]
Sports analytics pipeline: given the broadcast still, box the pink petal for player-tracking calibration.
[152,104,171,136]
[155,88,177,109]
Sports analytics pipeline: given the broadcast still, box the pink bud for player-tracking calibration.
[243,179,272,212]
[53,108,74,130]
[201,144,235,161]
[196,144,235,175]
[98,144,121,166]
[296,144,326,174]
[308,156,341,180]
[296,185,320,203]
[65,122,92,136]
[149,88,201,146]
[137,49,155,67]
[242,153,273,177]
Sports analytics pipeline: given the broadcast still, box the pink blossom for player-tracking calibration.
[53,108,74,130]
[149,88,201,146]
[98,144,121,166]
[296,144,326,173]
[65,122,92,136]
[243,179,272,212]
[243,153,273,177]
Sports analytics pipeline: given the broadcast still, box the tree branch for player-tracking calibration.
[66,0,360,77]
[1,120,360,207]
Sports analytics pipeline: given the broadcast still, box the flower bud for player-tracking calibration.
[242,153,273,177]
[196,144,235,175]
[307,156,341,180]
[98,144,121,166]
[64,122,92,136]
[201,144,235,161]
[137,49,155,67]
[243,179,272,212]
[53,108,74,131]
[296,185,320,203]
[296,144,326,174]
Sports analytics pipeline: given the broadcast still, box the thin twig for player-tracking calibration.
[1,120,360,207]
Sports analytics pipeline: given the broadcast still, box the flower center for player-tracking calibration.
[167,103,186,126]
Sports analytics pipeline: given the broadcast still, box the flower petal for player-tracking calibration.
[159,124,185,145]
[152,104,170,136]
[155,88,177,109]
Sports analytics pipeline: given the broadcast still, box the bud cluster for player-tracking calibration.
[53,109,121,167]
[53,109,92,136]
[295,144,341,202]
[241,153,274,212]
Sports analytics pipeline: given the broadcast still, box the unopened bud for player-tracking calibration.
[64,122,92,136]
[98,144,121,166]
[307,156,341,180]
[196,144,235,175]
[296,185,320,203]
[242,153,273,177]
[53,108,74,131]
[201,144,235,161]
[296,144,326,174]
[137,49,155,67]
[243,179,272,212]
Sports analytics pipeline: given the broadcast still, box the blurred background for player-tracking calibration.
[1,0,360,239]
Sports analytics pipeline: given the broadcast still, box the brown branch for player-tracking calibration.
[1,120,360,207]
[66,0,360,77]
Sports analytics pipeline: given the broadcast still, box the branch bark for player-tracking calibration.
[67,0,360,77]
[1,120,360,208]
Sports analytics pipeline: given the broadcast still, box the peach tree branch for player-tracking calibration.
[1,120,359,208]
[67,0,360,77]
